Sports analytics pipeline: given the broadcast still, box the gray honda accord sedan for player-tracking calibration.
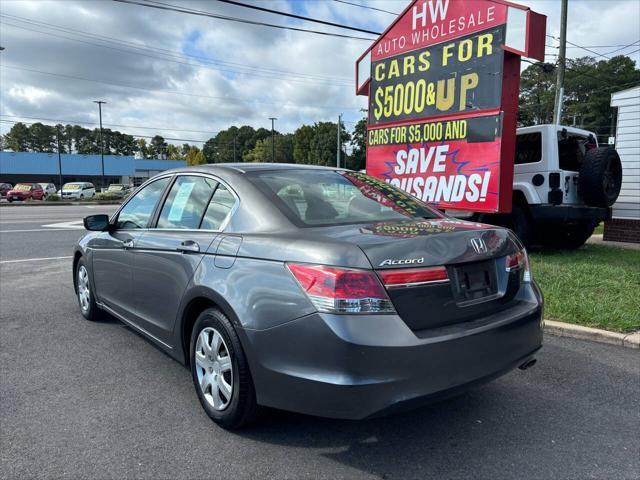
[74,164,543,428]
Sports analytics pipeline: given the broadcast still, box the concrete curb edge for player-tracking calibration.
[545,320,640,349]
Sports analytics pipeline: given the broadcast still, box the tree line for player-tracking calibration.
[1,120,367,170]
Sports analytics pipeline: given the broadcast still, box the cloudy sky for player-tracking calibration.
[1,0,639,145]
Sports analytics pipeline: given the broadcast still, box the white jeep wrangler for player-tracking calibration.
[465,124,622,249]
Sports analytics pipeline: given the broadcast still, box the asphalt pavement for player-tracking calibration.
[1,204,639,479]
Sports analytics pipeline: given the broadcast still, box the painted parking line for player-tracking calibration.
[0,256,73,264]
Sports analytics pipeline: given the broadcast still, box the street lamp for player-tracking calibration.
[93,100,106,191]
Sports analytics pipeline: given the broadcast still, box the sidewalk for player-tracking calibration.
[586,234,640,250]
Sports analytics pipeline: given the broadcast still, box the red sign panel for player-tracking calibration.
[358,0,546,214]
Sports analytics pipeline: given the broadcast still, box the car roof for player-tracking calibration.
[165,163,344,175]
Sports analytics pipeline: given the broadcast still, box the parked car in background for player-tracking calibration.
[0,182,13,198]
[59,182,96,200]
[7,183,45,202]
[105,183,132,198]
[39,182,58,197]
[74,164,543,429]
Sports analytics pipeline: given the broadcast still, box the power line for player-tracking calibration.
[0,18,353,87]
[112,0,376,41]
[0,64,364,111]
[0,114,220,135]
[211,0,380,35]
[332,0,399,16]
[0,119,208,143]
[1,13,350,83]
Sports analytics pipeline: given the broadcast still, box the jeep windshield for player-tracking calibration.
[246,169,442,227]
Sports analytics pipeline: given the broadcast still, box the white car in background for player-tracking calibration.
[39,182,57,197]
[59,182,96,200]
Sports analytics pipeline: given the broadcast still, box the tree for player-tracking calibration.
[3,122,30,151]
[349,118,367,171]
[518,62,556,126]
[186,146,205,165]
[293,125,314,164]
[308,121,350,166]
[243,133,293,162]
[135,138,149,158]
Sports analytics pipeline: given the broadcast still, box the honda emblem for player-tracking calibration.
[470,237,488,254]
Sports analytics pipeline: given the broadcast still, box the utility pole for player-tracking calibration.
[269,117,277,162]
[336,114,343,168]
[56,126,63,196]
[553,0,568,125]
[93,100,106,191]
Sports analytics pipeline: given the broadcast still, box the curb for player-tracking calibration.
[0,201,121,207]
[544,320,640,349]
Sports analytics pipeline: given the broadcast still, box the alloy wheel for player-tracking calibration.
[195,327,233,411]
[77,265,90,312]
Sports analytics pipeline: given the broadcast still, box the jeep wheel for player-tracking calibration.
[479,204,532,247]
[579,148,622,207]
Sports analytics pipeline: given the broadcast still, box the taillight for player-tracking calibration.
[506,249,531,282]
[378,266,448,288]
[286,263,395,314]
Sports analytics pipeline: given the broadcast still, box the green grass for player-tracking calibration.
[529,244,640,333]
[593,223,604,235]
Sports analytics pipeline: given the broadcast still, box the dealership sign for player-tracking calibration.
[356,0,546,213]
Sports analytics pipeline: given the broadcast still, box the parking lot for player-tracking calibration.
[1,204,639,479]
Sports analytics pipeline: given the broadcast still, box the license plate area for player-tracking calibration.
[450,259,499,306]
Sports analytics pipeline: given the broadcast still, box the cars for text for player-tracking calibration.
[7,183,45,202]
[59,182,96,200]
[74,165,543,428]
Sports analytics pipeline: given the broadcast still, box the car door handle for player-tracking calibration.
[177,240,200,253]
[122,239,134,249]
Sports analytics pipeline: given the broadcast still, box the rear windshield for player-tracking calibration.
[246,169,442,227]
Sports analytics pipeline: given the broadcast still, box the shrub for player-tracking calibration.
[45,194,61,201]
[93,192,123,201]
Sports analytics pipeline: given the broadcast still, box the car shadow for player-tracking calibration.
[240,390,481,477]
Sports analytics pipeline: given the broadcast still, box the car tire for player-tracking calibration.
[7,198,12,203]
[190,308,259,429]
[76,257,102,321]
[80,194,84,200]
[578,147,622,207]
[479,204,532,247]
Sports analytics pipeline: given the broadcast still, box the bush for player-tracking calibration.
[93,192,123,201]
[45,194,61,201]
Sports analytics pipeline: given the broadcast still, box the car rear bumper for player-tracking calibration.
[240,284,544,419]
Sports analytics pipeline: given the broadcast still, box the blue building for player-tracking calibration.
[0,151,186,187]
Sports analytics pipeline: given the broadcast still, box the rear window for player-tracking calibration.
[515,133,542,164]
[557,131,595,171]
[246,170,442,227]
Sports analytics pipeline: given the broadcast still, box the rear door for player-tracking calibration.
[131,175,238,343]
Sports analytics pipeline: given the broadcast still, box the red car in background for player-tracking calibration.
[6,183,45,202]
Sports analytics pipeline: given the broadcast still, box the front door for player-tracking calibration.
[91,176,171,317]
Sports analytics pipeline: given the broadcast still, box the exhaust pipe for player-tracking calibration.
[519,358,537,370]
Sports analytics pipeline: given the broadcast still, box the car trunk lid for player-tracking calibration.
[311,218,523,331]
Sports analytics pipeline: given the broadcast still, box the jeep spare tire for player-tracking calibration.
[578,147,622,207]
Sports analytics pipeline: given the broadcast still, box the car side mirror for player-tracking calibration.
[83,214,110,231]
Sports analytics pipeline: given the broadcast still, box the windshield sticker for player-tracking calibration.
[14,184,32,191]
[64,184,82,190]
[167,182,195,222]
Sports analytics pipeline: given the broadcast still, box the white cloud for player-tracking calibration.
[0,0,638,144]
